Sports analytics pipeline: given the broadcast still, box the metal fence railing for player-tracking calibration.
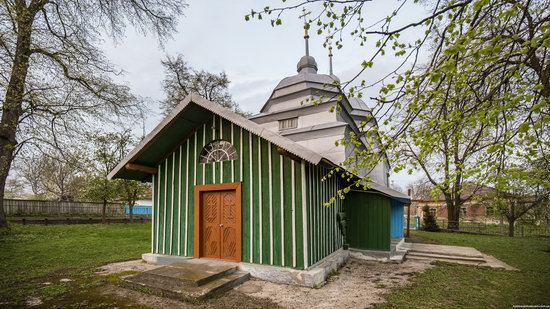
[404,215,422,230]
[435,220,550,238]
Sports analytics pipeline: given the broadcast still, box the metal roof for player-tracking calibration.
[368,182,411,203]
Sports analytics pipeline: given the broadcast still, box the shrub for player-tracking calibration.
[422,205,440,232]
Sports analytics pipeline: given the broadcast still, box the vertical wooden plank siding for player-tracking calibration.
[390,199,405,238]
[150,114,334,270]
[261,139,270,264]
[345,191,391,251]
[305,164,345,267]
[151,174,156,253]
[161,160,167,254]
[271,145,282,266]
[251,134,260,264]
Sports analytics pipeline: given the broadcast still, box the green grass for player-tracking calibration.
[0,223,150,306]
[380,231,550,308]
[2,224,549,308]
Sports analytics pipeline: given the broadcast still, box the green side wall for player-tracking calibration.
[305,164,344,266]
[345,191,391,251]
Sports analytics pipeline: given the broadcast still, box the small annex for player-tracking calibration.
[109,47,410,286]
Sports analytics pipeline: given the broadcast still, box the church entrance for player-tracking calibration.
[194,183,242,262]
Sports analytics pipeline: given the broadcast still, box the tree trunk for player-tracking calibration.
[507,201,516,237]
[0,183,8,228]
[445,195,460,230]
[508,219,515,237]
[0,5,37,228]
[129,188,137,223]
[102,199,107,224]
[129,202,134,224]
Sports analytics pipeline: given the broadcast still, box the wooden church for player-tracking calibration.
[109,41,410,275]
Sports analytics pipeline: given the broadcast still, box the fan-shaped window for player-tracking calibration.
[200,140,237,163]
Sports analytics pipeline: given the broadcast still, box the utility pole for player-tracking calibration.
[406,188,412,238]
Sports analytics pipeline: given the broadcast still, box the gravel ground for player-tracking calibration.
[99,257,433,308]
[234,258,433,308]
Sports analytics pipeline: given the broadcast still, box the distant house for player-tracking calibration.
[410,185,497,221]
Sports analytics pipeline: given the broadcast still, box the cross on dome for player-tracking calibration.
[297,8,317,74]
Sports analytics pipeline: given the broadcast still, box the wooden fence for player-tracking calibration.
[10,217,152,225]
[3,199,125,217]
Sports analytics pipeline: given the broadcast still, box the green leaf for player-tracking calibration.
[518,122,529,133]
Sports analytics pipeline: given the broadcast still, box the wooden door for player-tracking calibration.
[219,190,238,261]
[199,188,240,262]
[201,191,221,259]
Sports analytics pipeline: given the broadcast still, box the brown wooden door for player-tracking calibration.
[200,189,240,261]
[201,191,221,259]
[219,190,239,261]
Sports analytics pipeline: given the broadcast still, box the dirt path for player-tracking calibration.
[99,257,432,309]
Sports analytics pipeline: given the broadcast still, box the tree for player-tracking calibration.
[494,155,550,237]
[17,151,87,201]
[249,1,549,230]
[0,1,186,228]
[86,130,149,223]
[397,74,504,229]
[530,197,550,225]
[161,54,248,116]
[421,205,440,232]
[4,177,25,199]
[86,131,133,223]
[86,176,120,222]
[409,177,434,201]
[119,180,149,223]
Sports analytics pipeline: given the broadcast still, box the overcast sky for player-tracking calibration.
[101,0,430,189]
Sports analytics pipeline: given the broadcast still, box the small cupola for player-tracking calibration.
[297,55,318,74]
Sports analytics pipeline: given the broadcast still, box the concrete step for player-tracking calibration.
[405,255,486,266]
[404,245,484,259]
[390,250,407,263]
[407,251,486,263]
[145,263,237,287]
[122,270,250,302]
[193,271,250,299]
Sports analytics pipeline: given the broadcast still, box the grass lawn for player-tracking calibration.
[0,223,150,307]
[380,231,550,308]
[2,224,549,308]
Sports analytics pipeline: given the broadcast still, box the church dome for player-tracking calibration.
[296,55,318,74]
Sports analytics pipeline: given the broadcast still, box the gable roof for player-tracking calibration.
[108,94,324,181]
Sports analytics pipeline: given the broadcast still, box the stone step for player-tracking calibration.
[407,251,486,263]
[405,246,484,259]
[390,250,407,263]
[405,255,486,266]
[122,270,250,302]
[145,263,237,287]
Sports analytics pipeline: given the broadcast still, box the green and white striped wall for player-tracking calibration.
[305,164,344,267]
[151,113,344,270]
